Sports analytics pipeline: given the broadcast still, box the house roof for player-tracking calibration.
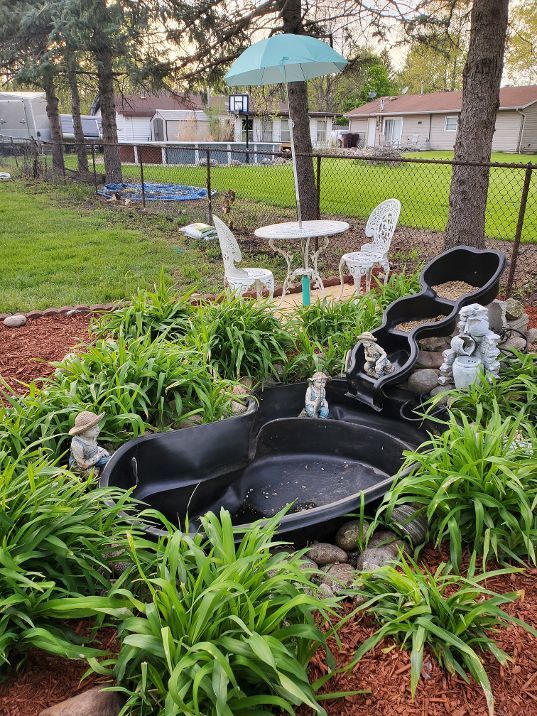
[345,85,537,118]
[0,91,45,100]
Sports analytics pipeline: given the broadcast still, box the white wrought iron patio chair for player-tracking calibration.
[213,215,275,298]
[338,198,401,296]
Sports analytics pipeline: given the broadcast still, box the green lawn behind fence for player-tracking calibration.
[107,150,536,243]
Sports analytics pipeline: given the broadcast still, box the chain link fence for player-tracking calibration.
[1,137,535,302]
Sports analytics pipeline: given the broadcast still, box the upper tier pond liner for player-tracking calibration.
[0,553,535,716]
[97,181,215,202]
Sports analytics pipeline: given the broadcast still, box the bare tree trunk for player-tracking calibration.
[43,71,64,176]
[280,0,317,221]
[67,54,89,175]
[96,44,122,183]
[444,0,509,249]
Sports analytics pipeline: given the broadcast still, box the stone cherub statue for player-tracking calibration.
[358,332,393,379]
[303,371,330,418]
[69,411,110,475]
[439,303,500,388]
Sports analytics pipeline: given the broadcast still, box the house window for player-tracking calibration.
[317,118,327,144]
[445,115,458,131]
[280,118,291,142]
[241,117,253,143]
[261,117,273,142]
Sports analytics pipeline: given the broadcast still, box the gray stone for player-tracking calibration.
[407,369,440,394]
[391,505,428,545]
[418,336,451,352]
[3,313,27,327]
[317,582,335,599]
[507,314,529,334]
[307,542,347,566]
[487,300,507,332]
[505,298,525,321]
[367,530,405,556]
[321,563,356,594]
[356,547,395,571]
[429,385,453,405]
[501,336,527,352]
[526,328,537,347]
[415,350,444,369]
[178,413,203,428]
[39,687,124,716]
[335,519,369,552]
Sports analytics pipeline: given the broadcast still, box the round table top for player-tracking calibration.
[254,219,350,240]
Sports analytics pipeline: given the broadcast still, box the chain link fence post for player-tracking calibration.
[138,145,146,208]
[206,148,213,224]
[316,154,321,220]
[505,163,533,298]
[91,144,98,195]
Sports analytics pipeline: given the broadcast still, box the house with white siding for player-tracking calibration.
[90,92,338,148]
[345,86,537,153]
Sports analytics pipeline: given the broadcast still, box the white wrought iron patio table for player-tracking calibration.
[254,220,350,305]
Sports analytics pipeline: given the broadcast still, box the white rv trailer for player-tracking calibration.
[0,91,51,141]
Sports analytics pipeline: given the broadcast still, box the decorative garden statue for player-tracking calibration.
[303,372,330,418]
[69,411,110,475]
[358,332,393,379]
[439,303,500,389]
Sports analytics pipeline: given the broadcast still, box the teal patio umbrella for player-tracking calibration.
[225,33,347,226]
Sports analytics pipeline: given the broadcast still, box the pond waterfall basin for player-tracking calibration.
[100,380,427,542]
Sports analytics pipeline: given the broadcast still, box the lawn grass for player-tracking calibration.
[86,149,536,243]
[0,179,225,313]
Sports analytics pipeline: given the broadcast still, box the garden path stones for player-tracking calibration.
[3,313,27,327]
[39,686,124,716]
[307,542,347,566]
[335,519,369,551]
[407,368,440,394]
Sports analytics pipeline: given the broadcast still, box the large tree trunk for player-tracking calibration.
[43,71,65,176]
[444,0,509,249]
[280,0,317,221]
[67,54,89,175]
[96,44,122,183]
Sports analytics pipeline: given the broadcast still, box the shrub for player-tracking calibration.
[348,555,537,715]
[93,274,193,341]
[99,509,340,716]
[0,451,139,670]
[375,406,537,570]
[0,337,238,457]
[191,295,294,381]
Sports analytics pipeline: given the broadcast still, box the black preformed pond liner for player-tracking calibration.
[100,380,429,544]
[346,245,506,410]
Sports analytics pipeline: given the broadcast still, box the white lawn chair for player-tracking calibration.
[213,215,274,298]
[339,199,401,296]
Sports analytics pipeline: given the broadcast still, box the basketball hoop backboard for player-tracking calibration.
[228,94,249,114]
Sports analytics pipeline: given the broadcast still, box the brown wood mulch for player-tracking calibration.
[0,315,90,392]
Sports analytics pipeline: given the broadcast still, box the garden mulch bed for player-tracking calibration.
[302,548,537,716]
[0,555,535,716]
[0,624,118,716]
[0,315,90,392]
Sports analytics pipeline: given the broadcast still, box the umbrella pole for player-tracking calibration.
[284,80,302,229]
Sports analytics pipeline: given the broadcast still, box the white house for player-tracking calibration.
[91,92,339,148]
[345,85,537,153]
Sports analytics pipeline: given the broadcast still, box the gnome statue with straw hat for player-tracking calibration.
[359,332,393,379]
[69,411,110,475]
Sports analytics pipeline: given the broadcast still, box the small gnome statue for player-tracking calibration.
[69,411,110,475]
[303,371,330,418]
[359,332,393,379]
